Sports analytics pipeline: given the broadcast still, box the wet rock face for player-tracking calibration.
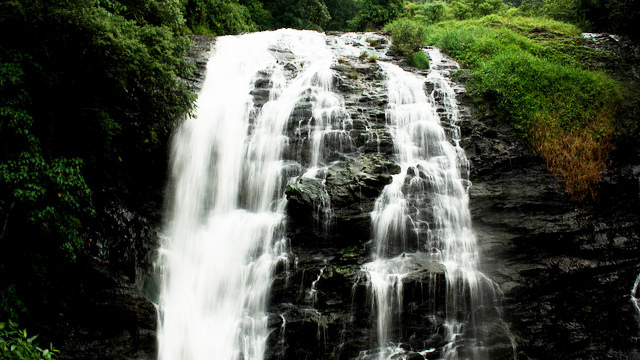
[458,71,640,358]
[286,154,401,245]
[56,32,640,360]
[273,32,640,360]
[52,264,157,360]
[184,34,215,92]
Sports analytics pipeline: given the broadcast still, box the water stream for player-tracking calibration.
[156,29,513,360]
[632,273,640,330]
[360,49,514,360]
[157,29,337,360]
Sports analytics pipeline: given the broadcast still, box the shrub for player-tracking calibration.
[405,1,450,25]
[409,51,430,69]
[448,0,506,20]
[386,18,427,56]
[348,0,404,30]
[366,37,382,47]
[0,321,58,360]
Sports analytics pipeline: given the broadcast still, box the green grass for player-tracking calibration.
[409,51,430,69]
[421,14,623,200]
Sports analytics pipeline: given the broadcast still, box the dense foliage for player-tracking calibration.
[0,0,194,256]
[0,321,58,360]
[0,0,195,351]
[180,0,363,33]
[516,0,640,38]
[387,18,427,56]
[348,0,405,29]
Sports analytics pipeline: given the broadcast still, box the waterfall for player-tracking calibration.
[632,273,640,330]
[361,49,514,359]
[156,29,513,360]
[157,29,336,360]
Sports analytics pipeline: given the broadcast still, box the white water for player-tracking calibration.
[157,29,513,360]
[157,29,339,360]
[362,49,511,359]
[632,273,640,330]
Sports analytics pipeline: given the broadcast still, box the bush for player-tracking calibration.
[386,18,427,56]
[409,51,430,69]
[510,0,639,38]
[348,0,404,30]
[448,0,507,20]
[183,0,258,35]
[404,1,450,25]
[0,321,58,360]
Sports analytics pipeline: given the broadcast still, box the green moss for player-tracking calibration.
[339,246,359,259]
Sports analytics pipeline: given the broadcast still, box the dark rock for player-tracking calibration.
[183,35,215,92]
[458,46,640,358]
[52,264,157,360]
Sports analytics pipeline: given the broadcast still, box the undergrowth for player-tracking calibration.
[0,321,58,360]
[423,14,623,200]
[409,51,430,69]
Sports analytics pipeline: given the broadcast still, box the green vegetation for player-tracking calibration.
[0,0,636,355]
[1,321,58,360]
[423,14,622,199]
[0,0,195,351]
[514,0,639,38]
[182,0,259,34]
[348,0,405,30]
[376,0,633,200]
[387,18,427,56]
[409,51,430,69]
[181,0,362,34]
[386,18,430,69]
[0,0,194,258]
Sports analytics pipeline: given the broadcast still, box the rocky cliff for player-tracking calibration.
[53,32,640,360]
[265,32,640,360]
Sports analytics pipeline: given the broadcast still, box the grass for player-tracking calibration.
[409,51,430,69]
[422,14,623,200]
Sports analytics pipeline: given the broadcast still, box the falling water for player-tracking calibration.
[362,49,513,359]
[156,28,513,360]
[156,29,339,360]
[632,273,640,330]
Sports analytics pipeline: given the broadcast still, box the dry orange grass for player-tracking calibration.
[530,109,614,201]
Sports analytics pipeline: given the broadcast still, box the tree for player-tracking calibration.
[349,0,405,30]
[0,0,195,322]
[182,0,258,34]
[263,0,332,30]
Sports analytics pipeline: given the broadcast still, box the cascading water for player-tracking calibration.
[156,28,514,360]
[632,274,640,330]
[157,29,340,360]
[361,49,514,360]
